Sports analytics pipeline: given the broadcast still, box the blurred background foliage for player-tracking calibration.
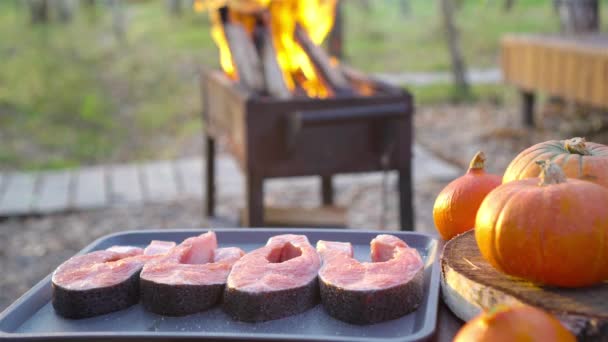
[0,0,592,170]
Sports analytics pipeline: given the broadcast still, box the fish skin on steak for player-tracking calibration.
[52,241,175,319]
[140,231,245,316]
[317,234,424,325]
[223,234,321,322]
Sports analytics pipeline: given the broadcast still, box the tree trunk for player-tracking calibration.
[82,0,96,13]
[504,0,515,12]
[327,1,343,59]
[555,0,599,33]
[359,0,371,11]
[27,0,48,24]
[110,0,126,42]
[82,0,97,22]
[167,0,183,16]
[54,0,74,23]
[438,0,470,97]
[400,0,411,15]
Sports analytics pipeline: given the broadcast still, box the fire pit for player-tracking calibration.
[199,1,415,230]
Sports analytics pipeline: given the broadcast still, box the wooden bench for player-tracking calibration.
[501,33,608,126]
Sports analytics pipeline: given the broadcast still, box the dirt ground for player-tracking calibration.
[416,100,608,175]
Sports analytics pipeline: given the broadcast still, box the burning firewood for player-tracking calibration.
[223,21,265,93]
[200,0,357,99]
[294,24,353,96]
[255,23,291,99]
[341,65,398,96]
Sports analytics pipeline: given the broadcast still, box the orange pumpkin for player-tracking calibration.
[454,304,575,342]
[433,152,501,240]
[476,160,608,287]
[503,137,608,188]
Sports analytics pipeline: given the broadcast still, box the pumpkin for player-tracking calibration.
[454,304,575,342]
[476,160,608,287]
[433,151,501,240]
[503,137,608,188]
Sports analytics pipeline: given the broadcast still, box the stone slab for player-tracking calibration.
[374,68,501,87]
[214,156,243,197]
[108,165,143,205]
[175,158,203,198]
[413,144,461,182]
[216,156,243,185]
[0,173,38,216]
[74,167,107,210]
[142,161,178,202]
[0,143,459,216]
[212,144,460,198]
[0,174,4,203]
[32,171,72,213]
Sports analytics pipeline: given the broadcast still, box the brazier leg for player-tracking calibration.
[321,175,334,206]
[244,175,264,227]
[521,90,536,127]
[398,167,414,231]
[205,135,216,218]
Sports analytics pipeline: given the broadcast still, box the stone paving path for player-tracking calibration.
[0,144,460,217]
[374,68,501,86]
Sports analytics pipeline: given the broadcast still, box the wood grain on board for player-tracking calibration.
[441,230,608,340]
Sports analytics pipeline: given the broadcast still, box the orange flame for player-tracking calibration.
[196,0,338,98]
[271,0,338,98]
[209,11,237,80]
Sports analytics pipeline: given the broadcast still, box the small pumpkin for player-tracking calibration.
[454,304,575,342]
[433,152,501,240]
[476,160,608,287]
[503,137,608,188]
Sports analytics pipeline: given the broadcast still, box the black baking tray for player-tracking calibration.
[0,228,440,342]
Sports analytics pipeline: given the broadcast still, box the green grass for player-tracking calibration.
[0,1,216,170]
[0,0,585,170]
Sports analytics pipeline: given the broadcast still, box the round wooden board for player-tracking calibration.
[441,230,608,341]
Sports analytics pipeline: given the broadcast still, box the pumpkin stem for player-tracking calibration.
[468,151,486,171]
[482,305,511,324]
[564,137,591,155]
[536,160,567,186]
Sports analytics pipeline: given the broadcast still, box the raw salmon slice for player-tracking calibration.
[140,231,245,316]
[223,234,321,322]
[317,234,424,324]
[52,240,174,319]
[144,240,177,256]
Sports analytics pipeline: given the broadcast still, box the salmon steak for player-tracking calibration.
[317,234,424,324]
[223,234,321,322]
[140,231,245,316]
[52,241,175,319]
